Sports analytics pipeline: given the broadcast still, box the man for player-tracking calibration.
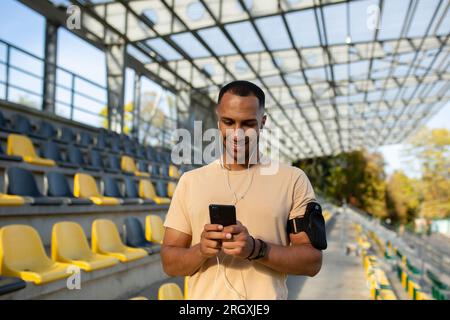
[161,80,323,299]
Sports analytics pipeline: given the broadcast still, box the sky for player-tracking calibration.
[0,0,449,177]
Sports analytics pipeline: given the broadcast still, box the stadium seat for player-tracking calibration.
[107,154,125,173]
[137,159,150,173]
[167,182,177,198]
[158,283,183,300]
[7,167,63,205]
[110,135,121,153]
[90,150,118,173]
[145,146,156,162]
[0,225,70,284]
[123,217,160,254]
[0,143,22,162]
[145,215,165,244]
[95,130,109,150]
[123,140,136,157]
[123,177,155,205]
[160,164,169,178]
[7,134,55,166]
[73,173,120,205]
[78,131,93,148]
[91,219,147,262]
[121,155,150,177]
[103,176,140,205]
[135,145,146,159]
[60,127,76,144]
[46,172,93,205]
[0,193,25,206]
[139,180,171,204]
[67,145,99,171]
[129,296,149,300]
[169,165,180,178]
[0,110,16,133]
[11,114,43,140]
[155,181,169,198]
[51,221,119,271]
[40,140,78,168]
[38,120,59,141]
[151,164,160,177]
[0,276,26,296]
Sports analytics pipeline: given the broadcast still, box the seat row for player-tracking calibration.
[0,167,174,206]
[0,111,173,163]
[0,215,164,290]
[0,133,181,179]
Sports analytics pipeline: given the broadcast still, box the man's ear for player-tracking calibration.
[261,114,267,129]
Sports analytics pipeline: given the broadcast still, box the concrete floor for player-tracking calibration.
[287,214,370,300]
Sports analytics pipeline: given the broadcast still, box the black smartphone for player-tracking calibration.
[209,204,237,227]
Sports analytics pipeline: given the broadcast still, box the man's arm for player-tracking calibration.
[257,232,322,276]
[221,223,322,276]
[161,225,231,277]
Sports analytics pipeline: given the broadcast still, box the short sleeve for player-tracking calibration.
[288,169,317,220]
[164,174,192,236]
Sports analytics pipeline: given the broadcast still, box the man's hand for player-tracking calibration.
[199,224,231,258]
[221,221,255,259]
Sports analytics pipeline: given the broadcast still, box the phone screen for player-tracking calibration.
[209,204,236,226]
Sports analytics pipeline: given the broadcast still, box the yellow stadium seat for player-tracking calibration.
[0,225,70,285]
[139,180,171,204]
[0,193,25,206]
[7,134,55,166]
[158,283,184,300]
[184,276,189,300]
[121,155,150,177]
[73,173,120,205]
[129,296,149,300]
[168,165,180,178]
[51,222,119,272]
[167,182,177,198]
[145,215,165,244]
[91,219,147,262]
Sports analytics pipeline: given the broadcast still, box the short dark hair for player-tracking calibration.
[217,80,265,109]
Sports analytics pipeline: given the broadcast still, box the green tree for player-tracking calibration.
[386,170,420,224]
[407,127,450,219]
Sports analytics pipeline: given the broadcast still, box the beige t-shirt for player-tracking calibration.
[164,158,316,300]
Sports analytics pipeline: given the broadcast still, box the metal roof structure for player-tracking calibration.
[20,0,450,160]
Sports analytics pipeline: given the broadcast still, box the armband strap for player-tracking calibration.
[287,202,327,250]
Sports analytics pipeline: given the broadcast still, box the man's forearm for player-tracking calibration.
[161,244,207,276]
[256,242,322,276]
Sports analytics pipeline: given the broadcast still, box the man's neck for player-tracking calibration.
[221,150,260,171]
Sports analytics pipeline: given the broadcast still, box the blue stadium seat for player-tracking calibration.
[0,110,17,133]
[152,164,161,177]
[60,126,76,144]
[135,145,146,159]
[12,114,43,140]
[95,130,109,150]
[123,217,160,254]
[46,171,93,205]
[124,176,155,205]
[160,164,169,178]
[156,181,168,198]
[67,144,99,171]
[38,120,59,141]
[6,167,64,205]
[110,135,121,153]
[103,176,140,205]
[145,146,156,162]
[108,154,129,174]
[79,131,93,148]
[0,276,27,296]
[40,140,78,168]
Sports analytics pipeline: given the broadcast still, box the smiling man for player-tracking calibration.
[161,80,325,300]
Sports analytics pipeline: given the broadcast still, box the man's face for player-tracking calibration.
[216,92,266,164]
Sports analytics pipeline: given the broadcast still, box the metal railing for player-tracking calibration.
[0,38,107,126]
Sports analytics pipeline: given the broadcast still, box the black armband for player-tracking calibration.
[287,202,327,250]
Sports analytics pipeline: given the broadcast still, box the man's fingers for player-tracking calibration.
[204,224,223,232]
[204,239,222,249]
[223,224,243,234]
[204,231,232,240]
